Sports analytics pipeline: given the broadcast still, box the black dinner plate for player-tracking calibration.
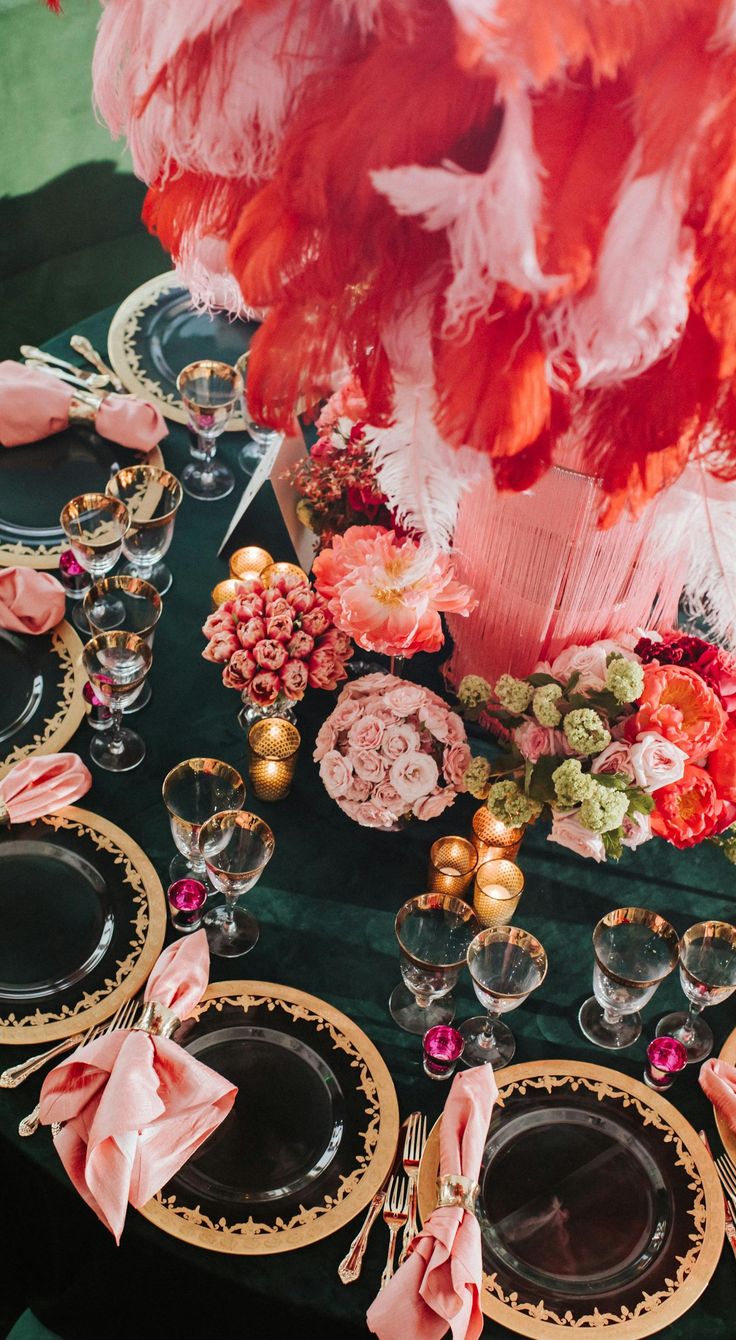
[0,624,82,779]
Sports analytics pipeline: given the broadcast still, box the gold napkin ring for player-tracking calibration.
[436,1174,479,1213]
[0,801,10,828]
[68,396,99,425]
[133,1000,181,1039]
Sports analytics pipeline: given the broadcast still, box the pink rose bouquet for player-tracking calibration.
[314,673,470,829]
[202,573,352,712]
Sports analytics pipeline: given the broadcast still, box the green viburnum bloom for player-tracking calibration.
[494,674,534,714]
[486,780,542,827]
[464,756,492,799]
[532,683,563,726]
[605,656,645,705]
[552,758,596,809]
[458,675,493,711]
[563,707,611,756]
[579,783,630,833]
[721,836,736,864]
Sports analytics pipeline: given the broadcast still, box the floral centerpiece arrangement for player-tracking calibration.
[202,570,352,720]
[458,631,736,862]
[314,673,471,829]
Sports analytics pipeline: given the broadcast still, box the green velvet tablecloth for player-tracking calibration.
[1,308,735,1340]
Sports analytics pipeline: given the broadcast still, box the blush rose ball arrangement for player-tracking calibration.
[458,631,736,863]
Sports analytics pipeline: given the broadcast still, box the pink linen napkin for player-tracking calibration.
[700,1057,736,1127]
[0,361,166,452]
[0,753,92,822]
[367,1066,498,1340]
[0,566,65,634]
[38,931,237,1243]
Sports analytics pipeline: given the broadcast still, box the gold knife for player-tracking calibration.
[699,1129,736,1261]
[337,1112,416,1284]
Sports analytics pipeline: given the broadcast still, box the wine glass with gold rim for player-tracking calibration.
[60,493,130,633]
[176,360,242,501]
[579,907,679,1050]
[162,758,246,885]
[656,920,736,1062]
[84,575,162,714]
[107,465,183,594]
[460,925,547,1068]
[199,810,275,956]
[234,350,282,472]
[81,631,152,771]
[390,893,479,1034]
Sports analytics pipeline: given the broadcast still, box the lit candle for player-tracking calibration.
[427,837,477,897]
[211,578,259,608]
[248,718,301,800]
[229,546,273,581]
[260,561,308,589]
[471,806,525,862]
[473,859,524,927]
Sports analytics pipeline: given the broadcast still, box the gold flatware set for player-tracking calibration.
[338,1110,427,1288]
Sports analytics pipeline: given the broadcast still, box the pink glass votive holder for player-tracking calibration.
[83,679,112,731]
[423,1025,464,1081]
[167,878,207,934]
[644,1036,688,1091]
[58,548,91,597]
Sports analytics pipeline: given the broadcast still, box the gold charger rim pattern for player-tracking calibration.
[138,979,400,1254]
[0,619,85,781]
[107,271,248,431]
[0,805,166,1044]
[0,444,165,570]
[716,1026,736,1163]
[417,1059,724,1340]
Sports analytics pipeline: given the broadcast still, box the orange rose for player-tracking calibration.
[625,664,726,760]
[707,724,736,802]
[651,764,722,848]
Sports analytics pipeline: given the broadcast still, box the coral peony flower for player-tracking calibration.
[650,764,722,848]
[312,525,476,658]
[625,664,726,760]
[707,724,736,802]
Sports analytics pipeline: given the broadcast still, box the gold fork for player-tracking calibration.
[18,997,140,1138]
[399,1112,427,1265]
[380,1175,410,1290]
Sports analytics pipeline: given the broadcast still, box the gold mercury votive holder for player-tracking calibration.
[229,546,273,581]
[473,859,525,927]
[248,718,301,800]
[261,561,308,588]
[471,806,525,862]
[427,837,477,898]
[211,578,247,608]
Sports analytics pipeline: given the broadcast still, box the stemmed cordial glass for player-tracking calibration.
[234,351,282,472]
[460,925,548,1069]
[84,575,161,713]
[60,493,129,633]
[390,893,479,1035]
[107,465,183,594]
[81,631,152,771]
[656,920,736,1063]
[199,810,275,956]
[176,360,242,501]
[579,907,679,1050]
[162,758,246,885]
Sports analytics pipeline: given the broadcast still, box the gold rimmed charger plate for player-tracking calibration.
[139,981,400,1254]
[0,805,166,1044]
[417,1060,724,1339]
[0,619,85,781]
[715,1026,736,1162]
[108,272,250,430]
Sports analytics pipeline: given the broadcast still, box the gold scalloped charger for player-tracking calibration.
[0,619,85,781]
[418,1060,723,1339]
[138,981,399,1254]
[108,272,259,430]
[0,805,166,1044]
[715,1026,736,1163]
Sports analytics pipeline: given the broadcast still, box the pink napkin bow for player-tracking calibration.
[0,753,92,823]
[700,1057,736,1128]
[38,931,237,1242]
[368,1066,498,1340]
[0,360,166,452]
[0,566,65,634]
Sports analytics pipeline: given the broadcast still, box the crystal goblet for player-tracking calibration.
[84,575,162,714]
[389,893,479,1035]
[460,925,547,1068]
[579,907,679,1050]
[234,350,282,472]
[162,758,246,886]
[176,360,242,501]
[107,465,183,594]
[656,920,736,1062]
[81,631,152,772]
[199,810,275,956]
[60,493,129,633]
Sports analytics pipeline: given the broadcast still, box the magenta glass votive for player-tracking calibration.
[167,878,207,934]
[423,1025,464,1081]
[644,1036,688,1091]
[58,548,91,596]
[83,679,112,731]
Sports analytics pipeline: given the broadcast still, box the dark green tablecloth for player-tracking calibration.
[1,309,735,1340]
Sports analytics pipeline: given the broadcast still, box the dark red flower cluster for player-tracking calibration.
[635,632,736,713]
